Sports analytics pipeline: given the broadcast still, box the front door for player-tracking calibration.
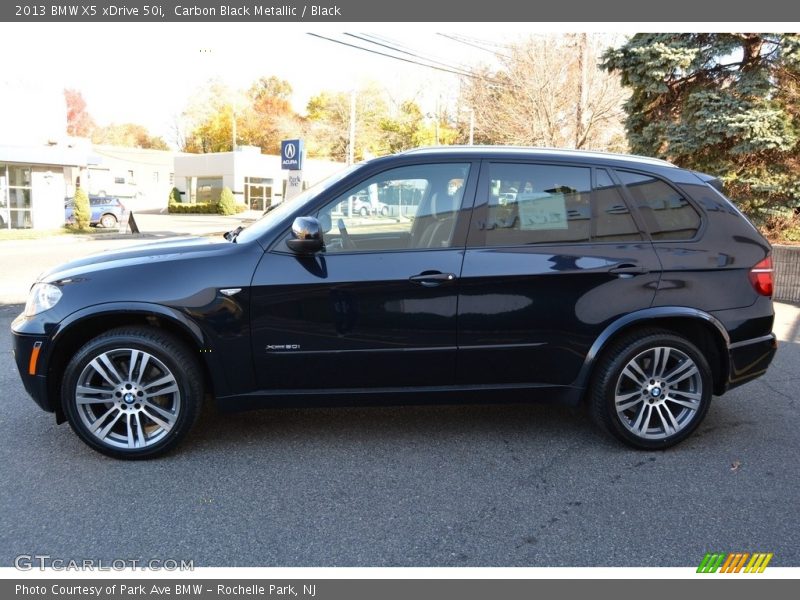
[250,162,475,391]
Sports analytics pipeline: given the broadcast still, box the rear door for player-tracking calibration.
[457,161,661,388]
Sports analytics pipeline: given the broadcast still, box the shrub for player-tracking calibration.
[72,188,91,230]
[168,187,183,203]
[217,187,237,215]
[168,202,216,214]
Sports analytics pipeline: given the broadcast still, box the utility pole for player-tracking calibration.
[348,89,356,166]
[231,107,237,151]
[575,33,589,149]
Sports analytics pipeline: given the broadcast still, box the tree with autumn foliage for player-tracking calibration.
[603,33,800,237]
[64,89,95,137]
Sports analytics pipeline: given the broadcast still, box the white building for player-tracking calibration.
[173,146,344,210]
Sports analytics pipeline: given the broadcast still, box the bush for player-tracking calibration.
[217,187,237,215]
[72,188,91,230]
[168,202,217,214]
[167,201,247,215]
[168,187,183,203]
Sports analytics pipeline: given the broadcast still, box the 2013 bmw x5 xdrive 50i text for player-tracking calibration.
[12,147,777,458]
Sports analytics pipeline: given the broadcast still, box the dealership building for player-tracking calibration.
[0,140,344,230]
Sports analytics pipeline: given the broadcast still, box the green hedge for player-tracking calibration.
[168,202,248,215]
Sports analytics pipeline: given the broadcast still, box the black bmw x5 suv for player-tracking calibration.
[12,147,777,458]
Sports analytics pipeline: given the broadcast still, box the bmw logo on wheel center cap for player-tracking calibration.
[651,387,662,397]
[124,393,135,404]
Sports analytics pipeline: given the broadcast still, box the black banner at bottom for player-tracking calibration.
[4,579,795,600]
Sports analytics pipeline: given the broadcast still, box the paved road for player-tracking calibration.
[1,237,799,567]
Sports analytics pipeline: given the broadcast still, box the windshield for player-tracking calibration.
[235,165,360,245]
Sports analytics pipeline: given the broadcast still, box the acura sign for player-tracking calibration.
[281,139,303,170]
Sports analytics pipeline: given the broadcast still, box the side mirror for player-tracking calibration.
[286,216,324,254]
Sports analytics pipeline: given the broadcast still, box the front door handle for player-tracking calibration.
[409,271,457,287]
[609,263,649,276]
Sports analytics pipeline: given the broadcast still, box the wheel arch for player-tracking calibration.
[46,303,217,423]
[577,307,730,399]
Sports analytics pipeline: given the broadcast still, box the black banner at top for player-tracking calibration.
[3,0,800,22]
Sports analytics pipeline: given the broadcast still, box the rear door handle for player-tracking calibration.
[409,271,457,287]
[609,264,649,276]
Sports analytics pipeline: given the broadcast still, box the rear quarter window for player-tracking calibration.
[616,170,701,240]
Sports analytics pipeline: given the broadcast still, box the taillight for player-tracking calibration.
[749,256,774,297]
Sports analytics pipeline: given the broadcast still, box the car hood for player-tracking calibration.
[39,236,232,283]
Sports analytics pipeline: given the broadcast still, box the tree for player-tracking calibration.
[217,187,237,215]
[92,123,169,149]
[239,76,300,154]
[180,76,300,155]
[459,34,629,151]
[64,89,95,137]
[603,33,800,224]
[305,84,390,162]
[72,187,91,230]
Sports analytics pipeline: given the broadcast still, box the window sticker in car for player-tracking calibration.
[517,192,568,230]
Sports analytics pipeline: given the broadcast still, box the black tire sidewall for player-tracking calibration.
[61,329,201,459]
[595,333,713,450]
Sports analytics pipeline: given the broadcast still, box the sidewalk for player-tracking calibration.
[127,210,262,237]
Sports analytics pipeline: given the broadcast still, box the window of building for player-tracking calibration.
[616,170,701,240]
[0,164,33,229]
[307,163,470,254]
[195,177,223,203]
[245,177,273,211]
[114,177,125,185]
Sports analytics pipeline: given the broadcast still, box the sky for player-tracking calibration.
[0,23,518,147]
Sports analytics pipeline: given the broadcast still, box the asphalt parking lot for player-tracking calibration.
[1,234,799,567]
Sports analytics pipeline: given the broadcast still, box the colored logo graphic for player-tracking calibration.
[697,552,773,573]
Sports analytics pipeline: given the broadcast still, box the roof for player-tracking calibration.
[398,145,677,168]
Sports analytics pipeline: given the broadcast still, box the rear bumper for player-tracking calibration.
[724,333,778,392]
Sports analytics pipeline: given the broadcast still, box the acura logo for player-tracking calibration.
[284,144,296,159]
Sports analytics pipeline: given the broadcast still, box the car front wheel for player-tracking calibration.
[590,329,712,449]
[61,327,203,459]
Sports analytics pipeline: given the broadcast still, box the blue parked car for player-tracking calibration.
[65,195,126,228]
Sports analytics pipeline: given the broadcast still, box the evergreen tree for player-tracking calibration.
[603,34,800,225]
[72,187,91,230]
[217,187,237,215]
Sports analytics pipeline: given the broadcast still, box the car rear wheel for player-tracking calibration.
[590,329,712,449]
[100,213,118,228]
[61,327,203,459]
[358,206,369,217]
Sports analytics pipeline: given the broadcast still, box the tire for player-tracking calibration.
[380,206,389,217]
[100,213,118,228]
[589,329,712,450]
[358,207,369,217]
[61,327,203,459]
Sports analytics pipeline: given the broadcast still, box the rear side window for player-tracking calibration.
[616,170,701,240]
[594,170,641,242]
[469,163,642,246]
[475,163,592,246]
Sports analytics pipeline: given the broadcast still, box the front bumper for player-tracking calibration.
[12,329,55,413]
[725,333,778,392]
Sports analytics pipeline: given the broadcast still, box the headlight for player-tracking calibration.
[24,283,63,317]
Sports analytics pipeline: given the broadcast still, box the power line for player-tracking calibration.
[355,33,478,74]
[307,33,496,82]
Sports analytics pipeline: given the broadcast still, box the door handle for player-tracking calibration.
[409,271,457,287]
[609,264,649,276]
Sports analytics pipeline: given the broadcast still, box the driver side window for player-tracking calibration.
[315,163,470,253]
